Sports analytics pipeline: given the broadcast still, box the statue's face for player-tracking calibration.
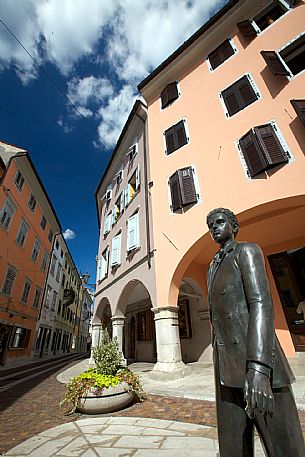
[208,212,234,245]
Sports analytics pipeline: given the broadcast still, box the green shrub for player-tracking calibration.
[92,329,123,375]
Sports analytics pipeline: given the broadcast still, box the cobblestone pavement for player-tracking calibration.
[1,358,305,455]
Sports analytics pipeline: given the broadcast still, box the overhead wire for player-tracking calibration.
[0,17,113,152]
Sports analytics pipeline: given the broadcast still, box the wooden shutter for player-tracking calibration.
[127,213,139,251]
[239,129,267,177]
[165,126,176,154]
[169,171,182,211]
[208,39,234,70]
[161,82,178,109]
[261,51,290,76]
[222,76,257,116]
[103,214,111,235]
[111,207,116,225]
[120,191,125,210]
[124,185,130,206]
[291,100,305,128]
[175,120,187,149]
[111,234,121,266]
[237,20,257,38]
[101,248,109,278]
[178,167,197,207]
[2,267,16,295]
[135,165,140,190]
[254,124,288,168]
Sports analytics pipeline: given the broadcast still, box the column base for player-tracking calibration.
[149,361,191,381]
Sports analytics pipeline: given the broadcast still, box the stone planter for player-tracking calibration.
[77,381,136,414]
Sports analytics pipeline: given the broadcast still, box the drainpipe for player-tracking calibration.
[134,109,152,269]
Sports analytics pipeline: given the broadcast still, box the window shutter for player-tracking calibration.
[291,99,305,128]
[161,82,179,109]
[111,234,121,266]
[222,76,258,116]
[237,20,257,38]
[239,129,267,177]
[261,51,290,76]
[127,213,139,251]
[135,165,140,190]
[97,257,102,281]
[111,207,116,225]
[124,185,130,206]
[2,267,17,295]
[175,120,187,149]
[161,86,169,109]
[165,126,176,154]
[254,124,288,167]
[286,0,297,6]
[178,167,197,207]
[208,39,234,70]
[103,214,111,235]
[101,248,109,278]
[169,171,182,211]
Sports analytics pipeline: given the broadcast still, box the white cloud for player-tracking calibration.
[63,228,76,240]
[1,0,228,140]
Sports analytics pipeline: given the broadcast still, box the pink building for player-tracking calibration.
[93,0,305,375]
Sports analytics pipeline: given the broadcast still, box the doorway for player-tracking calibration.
[269,247,305,351]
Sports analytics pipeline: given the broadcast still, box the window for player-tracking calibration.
[14,170,25,191]
[262,32,305,79]
[28,194,36,212]
[127,213,140,252]
[125,166,140,206]
[11,327,30,348]
[55,240,59,250]
[164,120,188,155]
[178,298,192,338]
[58,299,62,315]
[112,192,125,225]
[127,143,138,161]
[161,81,179,109]
[32,287,42,308]
[40,215,47,230]
[45,286,52,307]
[16,219,30,247]
[169,166,198,212]
[208,38,236,70]
[48,229,53,243]
[51,291,57,311]
[61,272,66,287]
[103,213,111,236]
[2,266,17,295]
[110,233,121,267]
[137,309,153,341]
[97,247,109,281]
[41,250,49,271]
[103,185,112,202]
[221,74,259,117]
[237,0,292,38]
[31,238,41,262]
[291,99,305,127]
[50,254,57,276]
[114,167,123,186]
[238,123,290,178]
[55,263,62,282]
[21,279,31,304]
[0,198,15,230]
[60,249,63,258]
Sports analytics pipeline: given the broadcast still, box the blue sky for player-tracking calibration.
[0,0,226,285]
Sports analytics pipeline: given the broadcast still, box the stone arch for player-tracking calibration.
[169,195,305,357]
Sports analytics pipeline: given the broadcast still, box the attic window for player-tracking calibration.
[161,82,179,109]
[208,38,235,70]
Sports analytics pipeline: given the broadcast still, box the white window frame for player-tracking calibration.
[32,287,42,308]
[163,118,190,155]
[103,213,111,235]
[127,143,138,161]
[160,81,182,111]
[110,233,121,267]
[127,212,140,252]
[31,238,41,262]
[235,119,295,180]
[14,170,25,191]
[0,198,16,231]
[277,30,305,81]
[21,278,31,304]
[167,164,202,215]
[41,250,49,271]
[16,219,30,247]
[28,194,36,212]
[207,37,238,72]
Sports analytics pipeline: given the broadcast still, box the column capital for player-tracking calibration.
[111,316,126,325]
[151,306,179,320]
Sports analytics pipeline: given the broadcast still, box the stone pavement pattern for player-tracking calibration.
[3,416,267,457]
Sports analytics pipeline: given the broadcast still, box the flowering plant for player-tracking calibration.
[60,329,145,414]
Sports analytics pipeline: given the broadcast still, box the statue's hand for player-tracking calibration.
[244,369,274,419]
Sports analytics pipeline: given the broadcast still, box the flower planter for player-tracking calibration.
[78,381,136,414]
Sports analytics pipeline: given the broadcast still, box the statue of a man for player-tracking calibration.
[206,207,305,457]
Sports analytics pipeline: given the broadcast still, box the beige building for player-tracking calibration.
[93,0,305,375]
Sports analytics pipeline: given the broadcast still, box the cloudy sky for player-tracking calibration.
[0,0,226,283]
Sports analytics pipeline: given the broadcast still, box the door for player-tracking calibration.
[269,247,305,351]
[130,316,136,359]
[0,323,13,365]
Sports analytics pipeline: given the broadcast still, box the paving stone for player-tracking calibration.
[82,434,120,446]
[38,422,78,438]
[134,418,173,428]
[114,435,162,449]
[161,436,216,450]
[103,424,147,435]
[134,450,215,457]
[93,449,135,457]
[55,436,90,456]
[141,427,184,436]
[5,435,50,455]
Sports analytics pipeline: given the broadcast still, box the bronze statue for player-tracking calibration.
[206,208,305,457]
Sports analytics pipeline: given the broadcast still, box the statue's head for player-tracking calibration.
[206,207,239,239]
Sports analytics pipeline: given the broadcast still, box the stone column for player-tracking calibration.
[152,306,188,378]
[89,323,103,366]
[111,316,126,364]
